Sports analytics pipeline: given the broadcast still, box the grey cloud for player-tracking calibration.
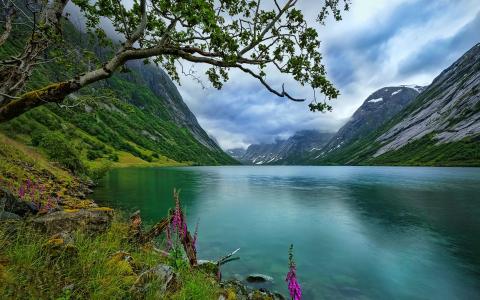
[398,12,480,78]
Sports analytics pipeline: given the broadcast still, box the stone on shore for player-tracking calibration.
[220,280,285,300]
[131,264,177,298]
[0,211,21,221]
[0,188,38,217]
[31,207,114,234]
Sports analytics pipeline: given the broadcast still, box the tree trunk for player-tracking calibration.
[0,80,79,122]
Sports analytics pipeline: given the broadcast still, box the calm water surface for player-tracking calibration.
[93,166,480,299]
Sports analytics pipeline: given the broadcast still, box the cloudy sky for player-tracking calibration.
[167,0,479,150]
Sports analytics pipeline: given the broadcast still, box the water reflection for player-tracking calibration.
[93,166,480,299]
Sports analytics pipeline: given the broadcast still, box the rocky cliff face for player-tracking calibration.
[126,61,225,153]
[309,43,480,166]
[311,85,422,161]
[374,43,480,157]
[226,148,246,161]
[233,130,334,165]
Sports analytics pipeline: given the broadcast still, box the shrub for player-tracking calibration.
[86,149,102,161]
[30,129,46,147]
[38,131,85,174]
[87,161,112,182]
[107,153,119,162]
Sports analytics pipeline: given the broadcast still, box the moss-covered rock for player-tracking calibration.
[0,188,38,216]
[196,260,220,279]
[43,232,78,258]
[220,280,285,300]
[32,207,114,234]
[131,263,178,298]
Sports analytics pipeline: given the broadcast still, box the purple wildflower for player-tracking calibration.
[172,192,183,233]
[18,185,26,199]
[286,244,302,300]
[192,220,199,251]
[183,222,188,238]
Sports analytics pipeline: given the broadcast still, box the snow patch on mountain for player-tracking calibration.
[391,89,402,96]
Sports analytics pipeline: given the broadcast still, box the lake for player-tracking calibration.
[92,166,480,299]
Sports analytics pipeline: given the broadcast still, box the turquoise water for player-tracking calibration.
[92,166,480,299]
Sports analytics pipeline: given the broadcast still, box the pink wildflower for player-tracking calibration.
[192,220,199,250]
[18,185,25,199]
[286,244,302,300]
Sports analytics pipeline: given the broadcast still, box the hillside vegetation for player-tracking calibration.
[0,22,236,178]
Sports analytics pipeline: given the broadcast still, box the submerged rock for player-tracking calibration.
[31,207,114,234]
[246,274,274,283]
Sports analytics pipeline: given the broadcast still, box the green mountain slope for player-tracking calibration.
[308,43,480,166]
[0,22,236,175]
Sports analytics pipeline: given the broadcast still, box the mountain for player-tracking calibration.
[311,43,480,166]
[226,148,246,161]
[307,85,423,162]
[0,21,236,172]
[234,130,334,165]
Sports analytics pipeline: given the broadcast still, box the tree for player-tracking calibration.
[0,0,350,123]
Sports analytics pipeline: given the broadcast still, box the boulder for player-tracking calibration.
[246,274,274,283]
[31,207,114,234]
[220,280,285,300]
[248,289,275,300]
[196,260,220,279]
[0,211,21,221]
[221,280,249,300]
[131,264,177,298]
[43,232,78,258]
[108,251,140,274]
[0,188,38,216]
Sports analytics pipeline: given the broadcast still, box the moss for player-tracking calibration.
[0,215,224,299]
[91,207,114,212]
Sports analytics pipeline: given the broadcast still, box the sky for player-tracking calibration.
[170,0,480,150]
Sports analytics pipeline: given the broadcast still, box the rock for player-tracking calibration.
[31,207,114,234]
[0,211,21,221]
[221,280,249,300]
[43,232,78,258]
[131,264,177,298]
[0,188,38,216]
[196,260,220,279]
[108,251,140,274]
[220,280,285,300]
[248,289,275,300]
[107,251,136,277]
[246,274,274,283]
[272,292,286,300]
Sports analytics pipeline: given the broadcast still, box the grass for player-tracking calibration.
[0,216,221,300]
[111,151,187,168]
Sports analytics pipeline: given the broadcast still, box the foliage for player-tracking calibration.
[0,132,90,209]
[0,215,220,299]
[0,21,237,168]
[38,131,86,174]
[0,0,351,125]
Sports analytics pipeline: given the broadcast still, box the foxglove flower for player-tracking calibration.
[286,244,302,300]
[18,185,25,199]
[192,220,199,251]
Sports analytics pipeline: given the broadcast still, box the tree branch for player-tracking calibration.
[0,6,15,47]
[237,65,305,102]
